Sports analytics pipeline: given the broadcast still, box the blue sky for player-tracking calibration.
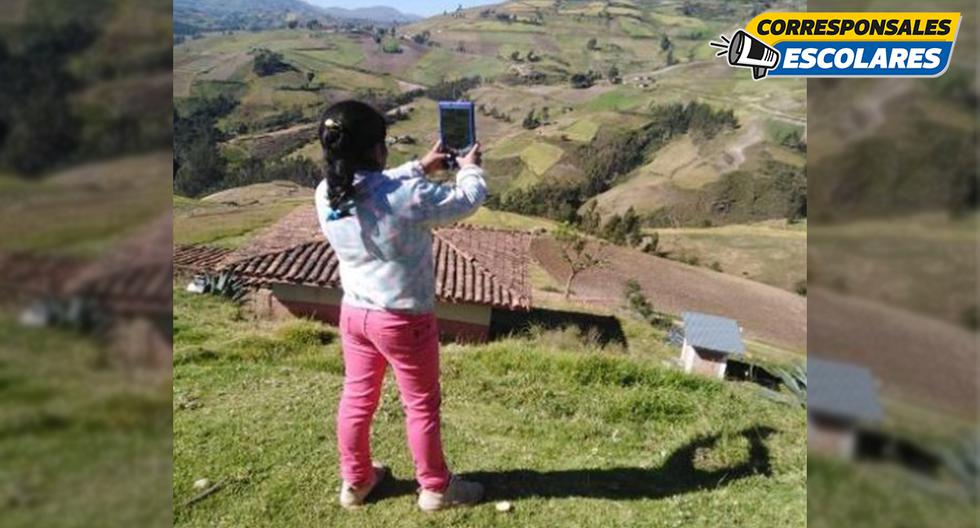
[308,0,497,17]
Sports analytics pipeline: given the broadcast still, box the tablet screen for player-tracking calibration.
[440,105,474,151]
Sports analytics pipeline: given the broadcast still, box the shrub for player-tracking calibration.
[521,109,541,130]
[426,76,481,100]
[252,49,294,76]
[382,39,402,54]
[623,279,672,329]
[276,319,335,346]
[570,73,594,89]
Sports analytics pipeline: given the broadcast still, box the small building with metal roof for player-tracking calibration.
[680,311,745,379]
[808,357,884,458]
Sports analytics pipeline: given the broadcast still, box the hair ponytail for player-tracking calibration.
[318,101,387,220]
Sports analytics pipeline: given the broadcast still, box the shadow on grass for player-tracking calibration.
[370,426,776,504]
[490,307,628,348]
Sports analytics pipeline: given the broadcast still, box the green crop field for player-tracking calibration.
[562,118,600,142]
[520,141,565,175]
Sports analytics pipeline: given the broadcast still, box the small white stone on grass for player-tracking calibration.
[495,501,513,513]
[193,478,211,490]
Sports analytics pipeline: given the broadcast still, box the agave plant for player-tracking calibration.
[193,272,248,303]
[771,362,807,406]
[940,433,980,501]
[752,361,806,408]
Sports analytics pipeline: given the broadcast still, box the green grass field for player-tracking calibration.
[562,118,601,142]
[173,289,806,527]
[174,194,310,248]
[520,141,565,175]
[0,153,171,255]
[808,456,977,528]
[651,221,807,292]
[0,317,171,528]
[460,207,557,232]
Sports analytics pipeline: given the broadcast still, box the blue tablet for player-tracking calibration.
[437,101,476,153]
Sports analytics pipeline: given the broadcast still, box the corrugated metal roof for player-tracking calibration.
[682,311,745,355]
[223,227,533,311]
[808,357,884,423]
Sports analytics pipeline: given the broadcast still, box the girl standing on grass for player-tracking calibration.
[314,100,486,511]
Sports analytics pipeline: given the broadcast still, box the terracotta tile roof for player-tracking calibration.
[221,208,532,310]
[220,205,322,265]
[64,214,173,314]
[174,245,233,273]
[0,252,86,299]
[435,225,533,300]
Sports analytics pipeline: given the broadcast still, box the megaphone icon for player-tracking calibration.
[710,29,780,80]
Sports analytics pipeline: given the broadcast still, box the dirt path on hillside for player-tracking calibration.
[839,80,911,143]
[227,123,319,144]
[720,119,764,172]
[532,237,806,351]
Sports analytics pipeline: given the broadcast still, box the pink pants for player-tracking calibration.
[337,304,450,491]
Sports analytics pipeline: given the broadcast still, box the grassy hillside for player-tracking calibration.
[173,288,806,527]
[0,153,172,255]
[650,220,807,292]
[0,316,171,528]
[808,456,978,528]
[174,181,311,248]
[174,0,806,229]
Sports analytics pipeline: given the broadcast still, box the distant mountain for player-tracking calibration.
[308,4,422,24]
[174,0,322,16]
[173,0,329,33]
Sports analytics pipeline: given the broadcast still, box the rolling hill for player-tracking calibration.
[173,0,807,292]
[174,0,330,33]
[175,0,805,229]
[311,4,422,23]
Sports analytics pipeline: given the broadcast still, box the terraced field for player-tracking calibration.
[175,0,807,255]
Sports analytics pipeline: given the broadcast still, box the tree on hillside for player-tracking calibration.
[252,49,293,76]
[661,35,672,51]
[570,72,594,89]
[607,64,620,83]
[586,37,598,51]
[287,19,299,29]
[521,109,540,130]
[554,223,609,300]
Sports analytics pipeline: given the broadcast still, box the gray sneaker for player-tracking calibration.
[417,475,484,512]
[339,463,388,509]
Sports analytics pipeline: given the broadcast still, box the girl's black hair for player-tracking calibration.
[318,100,387,218]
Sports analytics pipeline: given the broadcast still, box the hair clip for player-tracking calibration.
[323,118,342,130]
